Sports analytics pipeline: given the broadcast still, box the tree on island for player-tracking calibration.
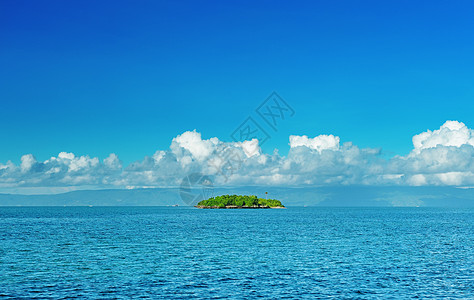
[196,194,285,208]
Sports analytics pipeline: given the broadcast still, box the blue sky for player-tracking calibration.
[1,1,474,193]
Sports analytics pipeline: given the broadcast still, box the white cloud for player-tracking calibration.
[289,134,340,152]
[412,120,474,152]
[240,139,261,157]
[387,121,474,186]
[20,154,37,173]
[170,130,219,161]
[1,121,474,191]
[104,153,122,170]
[406,174,427,186]
[58,152,75,160]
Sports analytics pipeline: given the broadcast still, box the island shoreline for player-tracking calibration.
[196,194,285,209]
[195,205,286,209]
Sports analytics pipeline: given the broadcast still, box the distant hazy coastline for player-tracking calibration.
[0,186,473,207]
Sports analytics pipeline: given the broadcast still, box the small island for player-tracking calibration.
[195,194,285,209]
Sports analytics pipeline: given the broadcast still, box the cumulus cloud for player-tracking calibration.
[170,130,219,161]
[289,134,340,152]
[382,121,474,186]
[1,120,474,191]
[20,154,38,173]
[412,121,474,152]
[0,152,122,189]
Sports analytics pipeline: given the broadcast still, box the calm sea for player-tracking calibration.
[1,207,473,299]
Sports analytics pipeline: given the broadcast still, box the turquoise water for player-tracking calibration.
[1,207,473,299]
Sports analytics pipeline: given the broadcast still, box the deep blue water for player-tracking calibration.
[1,207,473,299]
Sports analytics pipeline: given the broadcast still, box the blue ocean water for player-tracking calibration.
[0,207,473,299]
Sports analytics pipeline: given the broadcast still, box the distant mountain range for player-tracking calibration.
[0,186,473,207]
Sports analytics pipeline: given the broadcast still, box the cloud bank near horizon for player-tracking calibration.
[1,120,474,191]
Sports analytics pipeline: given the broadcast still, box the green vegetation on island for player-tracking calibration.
[196,194,285,209]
